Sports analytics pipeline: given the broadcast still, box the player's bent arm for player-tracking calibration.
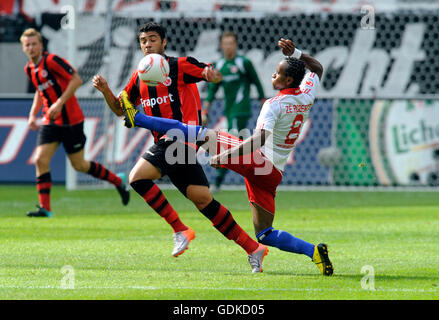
[278,39,323,79]
[102,88,123,117]
[92,74,123,117]
[300,53,323,80]
[28,91,43,130]
[47,72,83,120]
[218,129,271,161]
[57,72,83,106]
[29,91,43,116]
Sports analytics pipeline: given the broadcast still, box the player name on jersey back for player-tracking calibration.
[285,103,312,114]
[256,72,320,172]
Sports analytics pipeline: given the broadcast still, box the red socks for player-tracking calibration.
[130,179,187,233]
[87,161,122,187]
[36,172,52,211]
[200,199,259,254]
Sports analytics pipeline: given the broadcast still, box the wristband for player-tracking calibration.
[291,48,302,59]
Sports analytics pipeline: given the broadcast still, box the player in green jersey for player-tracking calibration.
[203,31,265,193]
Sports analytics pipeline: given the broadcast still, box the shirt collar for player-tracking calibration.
[277,87,301,96]
[30,51,46,68]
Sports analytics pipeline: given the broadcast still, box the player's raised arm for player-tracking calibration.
[92,74,123,117]
[299,53,323,80]
[278,38,323,79]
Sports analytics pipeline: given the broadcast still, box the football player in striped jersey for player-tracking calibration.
[93,22,268,272]
[120,38,333,276]
[21,28,129,218]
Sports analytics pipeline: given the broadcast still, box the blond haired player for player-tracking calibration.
[20,28,130,218]
[120,38,333,275]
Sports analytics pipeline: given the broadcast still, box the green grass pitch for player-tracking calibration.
[0,185,438,300]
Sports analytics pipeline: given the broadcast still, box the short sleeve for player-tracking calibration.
[180,56,209,84]
[256,99,280,133]
[46,54,75,80]
[299,72,320,100]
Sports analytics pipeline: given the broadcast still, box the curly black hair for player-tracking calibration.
[284,57,306,88]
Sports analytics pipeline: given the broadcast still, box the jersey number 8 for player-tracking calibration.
[284,114,304,145]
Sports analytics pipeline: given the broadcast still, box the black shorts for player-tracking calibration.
[142,139,209,196]
[37,122,87,154]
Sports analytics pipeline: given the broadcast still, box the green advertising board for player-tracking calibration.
[333,99,439,186]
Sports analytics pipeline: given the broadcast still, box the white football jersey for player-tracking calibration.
[256,72,319,171]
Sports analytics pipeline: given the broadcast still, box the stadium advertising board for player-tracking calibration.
[0,98,155,183]
[333,100,378,186]
[333,99,439,186]
[0,99,65,182]
[369,100,439,186]
[2,98,436,186]
[2,9,438,186]
[0,98,331,185]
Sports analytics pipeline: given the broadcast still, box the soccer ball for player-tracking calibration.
[137,53,170,86]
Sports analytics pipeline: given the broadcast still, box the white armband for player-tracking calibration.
[291,48,302,59]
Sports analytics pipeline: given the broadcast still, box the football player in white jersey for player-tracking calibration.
[121,38,333,276]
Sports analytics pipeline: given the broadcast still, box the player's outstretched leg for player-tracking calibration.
[257,226,333,276]
[120,91,208,144]
[119,90,137,128]
[312,243,334,276]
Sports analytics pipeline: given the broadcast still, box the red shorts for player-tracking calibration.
[217,132,283,214]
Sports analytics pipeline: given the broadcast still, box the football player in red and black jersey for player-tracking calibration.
[21,28,130,218]
[93,22,267,272]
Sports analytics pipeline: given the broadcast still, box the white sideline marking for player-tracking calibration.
[0,285,436,293]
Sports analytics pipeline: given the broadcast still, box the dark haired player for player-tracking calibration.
[20,28,129,218]
[93,22,268,272]
[120,38,334,275]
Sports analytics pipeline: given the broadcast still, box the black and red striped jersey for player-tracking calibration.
[24,51,84,126]
[123,55,207,141]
